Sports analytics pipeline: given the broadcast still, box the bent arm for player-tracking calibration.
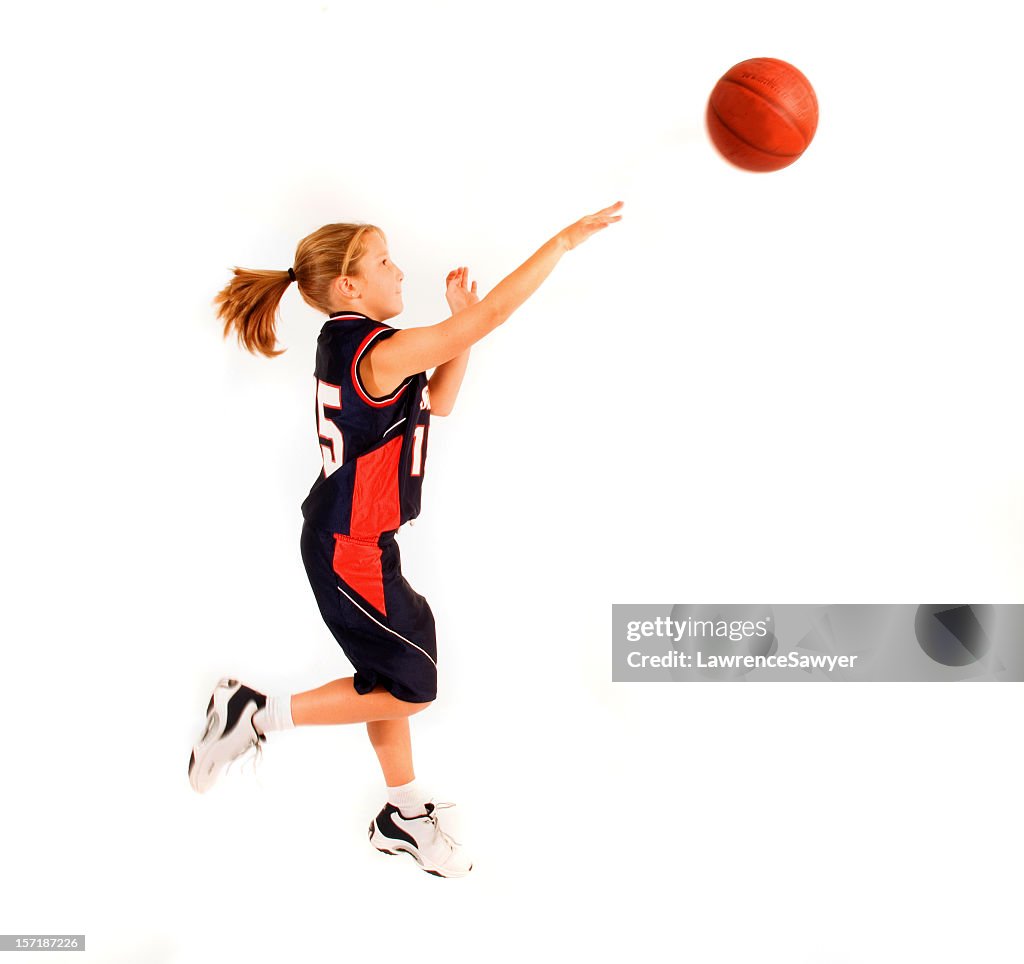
[365,233,568,395]
[427,348,471,417]
[362,201,623,396]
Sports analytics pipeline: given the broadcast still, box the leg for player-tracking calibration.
[366,718,414,787]
[290,677,431,726]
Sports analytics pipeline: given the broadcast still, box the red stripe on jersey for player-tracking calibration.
[352,327,410,408]
[332,534,387,615]
[350,435,403,537]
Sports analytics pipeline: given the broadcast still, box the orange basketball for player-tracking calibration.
[706,58,818,172]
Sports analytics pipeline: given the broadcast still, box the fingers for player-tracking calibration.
[589,201,624,228]
[581,216,619,235]
[592,200,624,218]
[574,202,624,239]
[446,267,474,288]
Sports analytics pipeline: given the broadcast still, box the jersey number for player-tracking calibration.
[317,379,427,480]
[317,380,344,477]
[411,425,425,477]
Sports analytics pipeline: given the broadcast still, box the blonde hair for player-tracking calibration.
[213,222,384,358]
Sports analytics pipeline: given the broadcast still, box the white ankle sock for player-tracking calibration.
[253,695,294,735]
[387,780,430,818]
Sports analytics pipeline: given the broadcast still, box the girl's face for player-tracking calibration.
[347,230,404,320]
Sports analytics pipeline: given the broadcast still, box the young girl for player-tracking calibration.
[190,201,624,878]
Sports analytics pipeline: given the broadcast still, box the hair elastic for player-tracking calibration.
[287,267,296,282]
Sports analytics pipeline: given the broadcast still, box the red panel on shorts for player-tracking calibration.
[351,436,402,537]
[332,534,387,615]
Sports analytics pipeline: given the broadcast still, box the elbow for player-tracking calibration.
[477,295,506,332]
[430,392,454,417]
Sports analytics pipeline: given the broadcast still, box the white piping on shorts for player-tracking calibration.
[336,583,437,668]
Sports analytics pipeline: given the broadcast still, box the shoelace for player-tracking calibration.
[225,728,265,780]
[425,801,461,848]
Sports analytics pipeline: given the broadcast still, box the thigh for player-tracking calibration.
[301,523,437,703]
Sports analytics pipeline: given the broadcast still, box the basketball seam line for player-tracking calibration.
[709,100,802,159]
[721,75,817,128]
[711,81,808,158]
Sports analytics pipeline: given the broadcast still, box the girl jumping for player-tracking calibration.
[190,201,624,877]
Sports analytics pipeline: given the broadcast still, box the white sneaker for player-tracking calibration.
[369,801,473,878]
[188,679,267,794]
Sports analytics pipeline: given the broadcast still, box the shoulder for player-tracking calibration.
[319,316,394,354]
[354,327,412,407]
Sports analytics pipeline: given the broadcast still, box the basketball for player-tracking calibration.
[706,58,818,172]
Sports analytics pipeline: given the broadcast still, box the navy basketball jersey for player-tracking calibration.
[301,312,430,536]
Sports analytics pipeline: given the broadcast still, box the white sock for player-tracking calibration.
[387,780,430,818]
[252,695,294,735]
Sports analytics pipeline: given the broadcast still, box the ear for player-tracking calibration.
[332,274,361,301]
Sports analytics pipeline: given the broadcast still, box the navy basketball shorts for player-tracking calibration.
[299,521,437,703]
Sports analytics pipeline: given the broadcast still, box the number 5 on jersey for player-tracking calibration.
[317,380,344,477]
[317,378,426,479]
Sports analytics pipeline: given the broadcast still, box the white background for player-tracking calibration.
[2,0,1021,960]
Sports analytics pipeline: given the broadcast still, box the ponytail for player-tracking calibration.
[213,222,384,359]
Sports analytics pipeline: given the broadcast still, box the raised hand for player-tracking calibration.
[445,266,479,313]
[559,201,624,251]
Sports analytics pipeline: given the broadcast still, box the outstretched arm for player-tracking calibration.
[363,202,624,397]
[428,267,475,416]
